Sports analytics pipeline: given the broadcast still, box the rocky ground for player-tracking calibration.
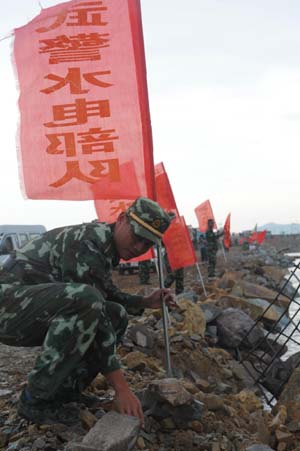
[1,236,300,451]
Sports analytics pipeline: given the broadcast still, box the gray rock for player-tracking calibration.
[32,438,46,450]
[68,411,140,451]
[199,304,221,323]
[0,389,12,398]
[127,325,155,349]
[216,308,264,348]
[245,445,275,451]
[206,325,218,339]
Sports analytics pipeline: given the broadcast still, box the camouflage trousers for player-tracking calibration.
[138,260,151,284]
[0,282,128,401]
[164,268,184,295]
[207,250,217,277]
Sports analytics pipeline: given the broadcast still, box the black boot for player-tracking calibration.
[18,389,80,425]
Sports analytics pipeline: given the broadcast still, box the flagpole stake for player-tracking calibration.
[196,262,207,297]
[220,241,227,262]
[156,244,173,377]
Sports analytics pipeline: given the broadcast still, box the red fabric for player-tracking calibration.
[194,200,216,232]
[223,213,231,250]
[154,162,178,215]
[14,0,155,200]
[123,249,154,263]
[248,232,257,243]
[155,163,196,270]
[249,230,267,245]
[92,161,140,200]
[163,216,197,270]
[257,231,267,244]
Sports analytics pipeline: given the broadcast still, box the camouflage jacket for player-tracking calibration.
[205,230,223,252]
[0,222,144,315]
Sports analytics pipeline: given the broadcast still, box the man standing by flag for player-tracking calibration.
[206,219,224,280]
[0,197,175,426]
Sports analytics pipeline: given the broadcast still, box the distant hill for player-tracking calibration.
[258,223,300,235]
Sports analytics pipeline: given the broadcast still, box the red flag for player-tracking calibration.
[154,162,179,215]
[14,0,155,200]
[257,231,267,244]
[163,216,197,270]
[249,230,266,245]
[223,213,231,250]
[92,161,141,200]
[248,232,257,243]
[194,200,216,232]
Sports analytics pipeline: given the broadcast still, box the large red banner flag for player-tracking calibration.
[223,213,231,250]
[163,216,197,271]
[194,200,216,232]
[14,0,155,200]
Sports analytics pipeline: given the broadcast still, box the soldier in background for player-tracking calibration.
[198,234,208,262]
[138,260,151,285]
[205,218,224,280]
[163,249,184,295]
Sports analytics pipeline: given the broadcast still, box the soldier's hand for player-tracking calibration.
[114,387,144,427]
[143,288,177,309]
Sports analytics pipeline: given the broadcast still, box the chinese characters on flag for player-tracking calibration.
[14,0,155,200]
[194,200,217,232]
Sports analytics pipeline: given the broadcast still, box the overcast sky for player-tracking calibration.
[0,0,300,232]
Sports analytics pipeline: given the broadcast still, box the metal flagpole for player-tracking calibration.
[220,240,227,262]
[195,262,207,297]
[156,244,173,377]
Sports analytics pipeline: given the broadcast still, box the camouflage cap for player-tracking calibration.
[126,197,173,245]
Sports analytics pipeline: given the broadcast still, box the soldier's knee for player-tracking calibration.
[63,283,105,314]
[106,302,128,331]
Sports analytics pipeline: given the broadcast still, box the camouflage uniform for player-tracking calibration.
[163,252,184,295]
[205,229,223,278]
[0,222,145,401]
[138,260,151,284]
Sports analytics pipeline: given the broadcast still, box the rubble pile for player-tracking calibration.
[0,243,300,450]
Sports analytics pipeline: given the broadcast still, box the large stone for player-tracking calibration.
[148,378,192,406]
[262,266,286,285]
[276,368,300,422]
[217,295,288,327]
[68,411,140,451]
[198,303,221,323]
[127,325,155,349]
[231,280,290,308]
[215,308,264,348]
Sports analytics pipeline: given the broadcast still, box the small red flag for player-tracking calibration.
[163,216,197,270]
[194,200,217,232]
[223,213,231,250]
[248,230,267,245]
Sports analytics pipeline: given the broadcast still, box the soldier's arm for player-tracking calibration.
[60,237,145,315]
[105,369,144,426]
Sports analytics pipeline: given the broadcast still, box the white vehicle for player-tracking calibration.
[0,225,46,264]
